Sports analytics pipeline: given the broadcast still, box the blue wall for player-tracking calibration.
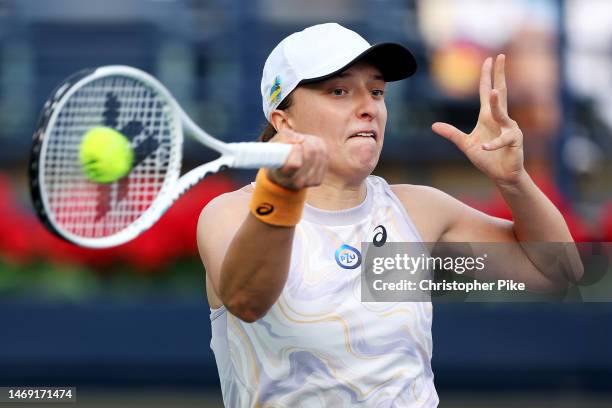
[1,302,610,391]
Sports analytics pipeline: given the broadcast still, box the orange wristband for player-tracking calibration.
[249,169,306,227]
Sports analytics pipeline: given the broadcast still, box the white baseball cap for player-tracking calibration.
[261,22,417,121]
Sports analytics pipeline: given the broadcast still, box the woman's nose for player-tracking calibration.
[355,90,378,120]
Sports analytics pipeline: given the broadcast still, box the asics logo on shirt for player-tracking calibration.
[373,225,387,247]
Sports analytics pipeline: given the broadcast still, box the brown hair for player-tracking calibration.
[258,94,294,142]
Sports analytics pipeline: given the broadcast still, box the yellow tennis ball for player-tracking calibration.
[79,127,134,183]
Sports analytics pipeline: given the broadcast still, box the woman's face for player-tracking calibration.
[282,61,387,184]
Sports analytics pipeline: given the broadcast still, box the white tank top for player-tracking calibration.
[209,175,438,407]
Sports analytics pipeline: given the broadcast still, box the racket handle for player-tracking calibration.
[230,142,292,169]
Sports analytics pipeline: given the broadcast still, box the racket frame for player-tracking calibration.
[29,66,290,248]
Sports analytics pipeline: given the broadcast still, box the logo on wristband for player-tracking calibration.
[335,244,362,269]
[256,202,274,216]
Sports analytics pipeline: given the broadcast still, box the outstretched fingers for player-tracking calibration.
[432,122,469,151]
[493,54,508,112]
[479,57,493,109]
[489,89,513,127]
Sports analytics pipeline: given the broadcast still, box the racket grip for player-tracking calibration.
[230,142,292,169]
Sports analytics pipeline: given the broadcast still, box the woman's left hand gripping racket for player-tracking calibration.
[29,66,291,248]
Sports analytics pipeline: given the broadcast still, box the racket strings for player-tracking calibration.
[42,75,178,239]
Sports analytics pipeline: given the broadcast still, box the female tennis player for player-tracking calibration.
[197,23,581,407]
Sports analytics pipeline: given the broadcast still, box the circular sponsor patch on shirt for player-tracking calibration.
[335,244,362,269]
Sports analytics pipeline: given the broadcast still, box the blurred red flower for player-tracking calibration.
[600,201,612,242]
[0,172,237,272]
[460,175,593,242]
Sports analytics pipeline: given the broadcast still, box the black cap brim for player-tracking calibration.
[300,42,417,84]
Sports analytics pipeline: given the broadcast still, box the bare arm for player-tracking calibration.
[393,184,582,292]
[425,54,582,290]
[494,172,583,285]
[197,193,296,322]
[197,130,328,322]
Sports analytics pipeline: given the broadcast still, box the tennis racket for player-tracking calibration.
[29,65,291,248]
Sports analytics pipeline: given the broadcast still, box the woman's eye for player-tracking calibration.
[372,89,384,97]
[332,88,346,96]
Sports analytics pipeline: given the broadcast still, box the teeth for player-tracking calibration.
[354,132,375,137]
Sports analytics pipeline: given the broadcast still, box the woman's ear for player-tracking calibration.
[270,109,292,133]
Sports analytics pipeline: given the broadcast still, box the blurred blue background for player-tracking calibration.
[0,0,611,406]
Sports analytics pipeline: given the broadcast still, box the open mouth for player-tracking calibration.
[348,131,377,140]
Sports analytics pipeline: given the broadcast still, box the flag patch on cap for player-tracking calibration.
[269,76,282,105]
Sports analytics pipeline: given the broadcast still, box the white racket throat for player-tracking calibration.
[30,65,291,248]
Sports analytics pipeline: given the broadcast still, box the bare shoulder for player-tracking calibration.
[390,183,513,243]
[196,184,253,254]
[196,184,252,249]
[198,185,252,225]
[390,183,451,202]
[197,184,253,309]
[390,183,462,213]
[389,184,462,242]
[203,184,253,208]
